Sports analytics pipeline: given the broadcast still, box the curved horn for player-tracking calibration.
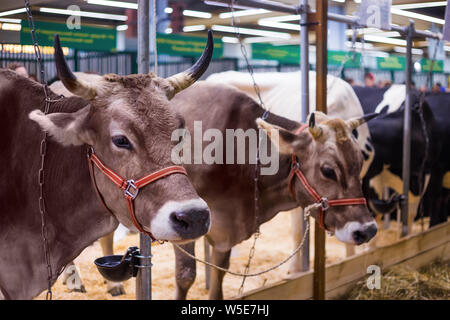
[166,30,214,98]
[308,112,323,140]
[54,35,97,100]
[346,112,379,130]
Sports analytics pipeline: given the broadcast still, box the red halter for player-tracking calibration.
[288,124,367,231]
[87,147,188,241]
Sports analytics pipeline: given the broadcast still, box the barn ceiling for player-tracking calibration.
[0,1,447,54]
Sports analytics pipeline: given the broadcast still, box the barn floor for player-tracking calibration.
[34,211,429,300]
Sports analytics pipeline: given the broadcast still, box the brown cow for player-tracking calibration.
[169,82,378,299]
[0,34,213,300]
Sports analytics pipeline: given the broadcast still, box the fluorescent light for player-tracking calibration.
[258,19,300,31]
[345,41,374,49]
[0,8,26,17]
[0,23,21,31]
[221,36,239,43]
[204,0,254,10]
[219,9,270,19]
[332,0,345,2]
[394,46,424,55]
[244,37,288,44]
[212,25,291,39]
[354,0,361,3]
[345,28,400,38]
[393,1,447,10]
[85,0,138,9]
[40,7,128,21]
[0,18,21,23]
[183,10,211,19]
[116,24,128,31]
[165,27,172,34]
[390,8,444,25]
[165,7,173,14]
[183,25,206,32]
[364,34,406,46]
[263,14,300,22]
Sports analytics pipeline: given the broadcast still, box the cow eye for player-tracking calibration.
[321,166,337,181]
[112,135,132,150]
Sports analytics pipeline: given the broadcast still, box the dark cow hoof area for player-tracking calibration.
[108,285,126,296]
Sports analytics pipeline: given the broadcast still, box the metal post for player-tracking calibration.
[313,0,327,301]
[300,0,310,272]
[136,0,152,301]
[204,238,211,290]
[401,21,414,238]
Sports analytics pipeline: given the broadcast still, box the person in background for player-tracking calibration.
[7,62,29,78]
[431,82,444,93]
[344,78,355,86]
[364,72,375,87]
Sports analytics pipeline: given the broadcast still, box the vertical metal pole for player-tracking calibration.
[313,0,327,301]
[136,0,152,301]
[204,238,211,290]
[401,21,414,238]
[300,0,310,272]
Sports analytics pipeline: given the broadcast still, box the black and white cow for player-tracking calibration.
[353,85,449,232]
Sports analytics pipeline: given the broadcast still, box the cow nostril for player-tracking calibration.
[352,230,368,245]
[170,212,190,230]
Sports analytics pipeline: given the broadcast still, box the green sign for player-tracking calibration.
[251,43,299,64]
[327,50,361,68]
[420,58,444,72]
[21,20,116,51]
[157,33,223,58]
[377,56,406,70]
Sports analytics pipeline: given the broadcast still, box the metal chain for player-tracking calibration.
[417,38,440,230]
[229,0,268,295]
[24,0,54,300]
[173,213,310,280]
[328,24,359,90]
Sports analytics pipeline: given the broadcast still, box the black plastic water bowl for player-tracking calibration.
[94,247,139,282]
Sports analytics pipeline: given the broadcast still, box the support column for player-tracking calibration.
[313,0,327,301]
[136,0,152,301]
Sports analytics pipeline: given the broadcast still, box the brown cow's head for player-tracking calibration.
[258,112,378,245]
[29,34,213,243]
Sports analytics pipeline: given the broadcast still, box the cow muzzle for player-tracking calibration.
[150,199,211,242]
[335,221,378,245]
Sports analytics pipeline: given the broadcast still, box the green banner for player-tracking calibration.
[327,50,361,68]
[21,21,116,51]
[377,55,406,70]
[420,58,444,72]
[157,33,223,58]
[251,43,299,64]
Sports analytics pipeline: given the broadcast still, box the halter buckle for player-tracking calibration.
[320,197,329,211]
[124,180,139,199]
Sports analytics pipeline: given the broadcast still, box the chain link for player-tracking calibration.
[229,0,270,294]
[173,214,310,281]
[24,0,55,300]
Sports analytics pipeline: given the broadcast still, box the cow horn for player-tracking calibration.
[165,30,214,98]
[308,112,323,139]
[346,113,379,130]
[54,35,97,100]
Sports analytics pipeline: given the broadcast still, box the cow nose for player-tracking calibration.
[352,223,378,245]
[170,208,210,239]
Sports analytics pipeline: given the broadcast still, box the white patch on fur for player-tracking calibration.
[374,85,405,114]
[0,289,4,300]
[147,198,210,240]
[335,221,377,244]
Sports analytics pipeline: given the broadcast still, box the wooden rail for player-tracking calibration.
[234,221,450,300]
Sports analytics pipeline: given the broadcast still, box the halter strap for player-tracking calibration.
[288,124,367,231]
[87,147,188,241]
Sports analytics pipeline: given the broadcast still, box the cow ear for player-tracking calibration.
[256,118,311,155]
[29,106,94,146]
